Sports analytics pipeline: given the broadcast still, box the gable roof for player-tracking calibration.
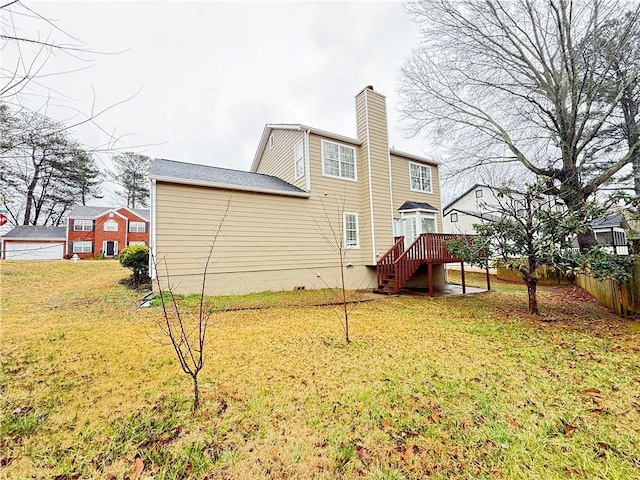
[251,124,362,172]
[67,205,150,221]
[445,208,501,222]
[398,201,439,212]
[251,125,438,172]
[443,184,490,213]
[3,226,66,240]
[150,158,310,197]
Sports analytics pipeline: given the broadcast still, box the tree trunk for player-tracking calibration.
[23,148,39,225]
[633,151,640,197]
[192,375,200,412]
[525,280,539,315]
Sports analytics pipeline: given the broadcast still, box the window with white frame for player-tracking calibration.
[73,219,93,231]
[73,241,92,253]
[322,140,356,180]
[104,219,118,232]
[128,241,146,246]
[409,162,432,193]
[294,140,304,179]
[450,212,458,223]
[343,212,359,249]
[129,222,146,233]
[421,216,437,233]
[475,189,483,198]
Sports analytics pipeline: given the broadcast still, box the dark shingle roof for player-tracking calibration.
[68,205,149,221]
[132,209,150,221]
[398,201,439,212]
[150,158,308,196]
[68,205,111,218]
[592,214,626,229]
[3,226,66,240]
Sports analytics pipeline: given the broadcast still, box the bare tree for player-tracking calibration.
[314,193,372,343]
[400,0,640,251]
[152,198,231,412]
[0,105,102,225]
[590,15,640,197]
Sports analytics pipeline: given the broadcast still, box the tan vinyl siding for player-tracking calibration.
[355,89,394,260]
[154,181,373,294]
[390,153,442,230]
[255,129,306,190]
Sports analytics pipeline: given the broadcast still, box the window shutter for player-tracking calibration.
[145,222,149,233]
[70,219,74,230]
[92,220,96,232]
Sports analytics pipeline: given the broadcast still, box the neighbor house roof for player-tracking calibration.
[445,208,501,222]
[592,214,627,230]
[443,184,490,213]
[67,205,150,221]
[398,201,439,212]
[3,226,66,240]
[150,158,310,197]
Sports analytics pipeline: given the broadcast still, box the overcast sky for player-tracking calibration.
[4,1,441,204]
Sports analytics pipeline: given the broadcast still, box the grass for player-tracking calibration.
[1,260,639,479]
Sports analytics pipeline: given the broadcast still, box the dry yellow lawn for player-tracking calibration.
[1,260,639,479]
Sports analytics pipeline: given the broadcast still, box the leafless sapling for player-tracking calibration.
[314,192,373,343]
[152,198,231,411]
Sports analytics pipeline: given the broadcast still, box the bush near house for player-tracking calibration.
[1,261,639,479]
[118,244,149,285]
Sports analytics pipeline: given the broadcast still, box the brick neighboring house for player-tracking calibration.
[66,206,150,259]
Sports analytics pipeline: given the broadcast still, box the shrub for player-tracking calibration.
[119,245,149,285]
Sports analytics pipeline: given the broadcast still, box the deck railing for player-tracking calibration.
[376,233,475,294]
[376,236,404,289]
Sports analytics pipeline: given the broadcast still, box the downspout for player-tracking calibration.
[364,90,377,264]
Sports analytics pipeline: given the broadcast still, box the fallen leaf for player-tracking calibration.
[381,419,392,428]
[584,388,602,398]
[356,446,372,465]
[450,447,464,460]
[564,424,578,437]
[402,445,416,463]
[589,408,604,416]
[507,418,517,428]
[131,456,144,480]
[385,405,395,415]
[430,413,441,424]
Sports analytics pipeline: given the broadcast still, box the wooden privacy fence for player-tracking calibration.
[575,259,640,317]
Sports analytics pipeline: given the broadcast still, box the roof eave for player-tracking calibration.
[150,175,311,198]
[390,149,440,166]
[4,236,66,241]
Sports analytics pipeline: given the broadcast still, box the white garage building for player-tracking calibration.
[2,226,67,260]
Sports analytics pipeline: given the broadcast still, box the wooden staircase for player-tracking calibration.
[375,233,472,295]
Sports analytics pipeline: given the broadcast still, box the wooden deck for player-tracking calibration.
[375,233,485,295]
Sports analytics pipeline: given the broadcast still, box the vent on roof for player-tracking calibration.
[366,85,374,91]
